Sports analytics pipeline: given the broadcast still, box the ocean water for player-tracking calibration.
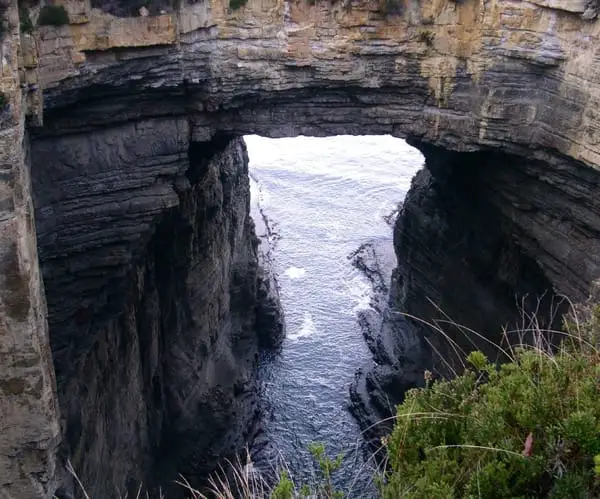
[246,135,423,495]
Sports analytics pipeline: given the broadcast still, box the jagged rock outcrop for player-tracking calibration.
[349,238,427,447]
[2,0,600,494]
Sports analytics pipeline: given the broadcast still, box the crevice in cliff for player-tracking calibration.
[187,132,235,184]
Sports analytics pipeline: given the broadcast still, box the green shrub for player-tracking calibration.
[38,4,69,26]
[271,470,294,499]
[0,9,6,39]
[382,345,600,498]
[19,6,34,33]
[229,0,248,10]
[418,30,435,47]
[0,92,7,110]
[269,442,344,499]
[307,442,344,498]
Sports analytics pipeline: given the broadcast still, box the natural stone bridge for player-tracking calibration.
[1,0,600,495]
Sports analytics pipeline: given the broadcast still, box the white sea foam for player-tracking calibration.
[288,312,317,341]
[347,274,373,313]
[284,266,306,279]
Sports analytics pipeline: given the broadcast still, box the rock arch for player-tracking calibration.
[1,0,600,494]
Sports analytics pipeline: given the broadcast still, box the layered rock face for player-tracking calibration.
[30,126,283,496]
[2,0,600,494]
[393,142,600,353]
[0,2,60,497]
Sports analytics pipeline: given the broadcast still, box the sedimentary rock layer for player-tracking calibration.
[0,2,60,496]
[394,143,600,354]
[2,0,600,494]
[30,130,283,496]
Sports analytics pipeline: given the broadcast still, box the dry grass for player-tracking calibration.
[176,450,271,499]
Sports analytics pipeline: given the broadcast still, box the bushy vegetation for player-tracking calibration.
[0,91,7,110]
[229,0,248,11]
[381,312,600,498]
[271,443,344,499]
[20,5,34,33]
[38,4,69,26]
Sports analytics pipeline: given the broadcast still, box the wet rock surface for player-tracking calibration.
[349,237,426,447]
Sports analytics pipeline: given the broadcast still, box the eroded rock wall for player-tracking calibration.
[351,143,600,444]
[30,127,282,496]
[386,142,600,382]
[0,0,61,496]
[2,0,600,493]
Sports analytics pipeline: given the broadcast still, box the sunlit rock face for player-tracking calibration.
[2,0,600,495]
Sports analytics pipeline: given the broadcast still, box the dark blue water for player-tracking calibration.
[246,135,423,495]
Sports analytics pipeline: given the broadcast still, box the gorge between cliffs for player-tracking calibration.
[1,0,600,495]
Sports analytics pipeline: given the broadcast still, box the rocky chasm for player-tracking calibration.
[1,0,600,495]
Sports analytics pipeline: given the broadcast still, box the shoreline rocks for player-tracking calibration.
[348,237,426,447]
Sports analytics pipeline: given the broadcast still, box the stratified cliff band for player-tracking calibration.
[1,0,600,495]
[31,129,284,495]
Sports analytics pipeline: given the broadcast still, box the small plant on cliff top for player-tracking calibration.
[380,301,600,499]
[307,442,345,498]
[418,29,435,47]
[19,5,34,33]
[271,471,295,499]
[229,0,248,11]
[38,4,69,26]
